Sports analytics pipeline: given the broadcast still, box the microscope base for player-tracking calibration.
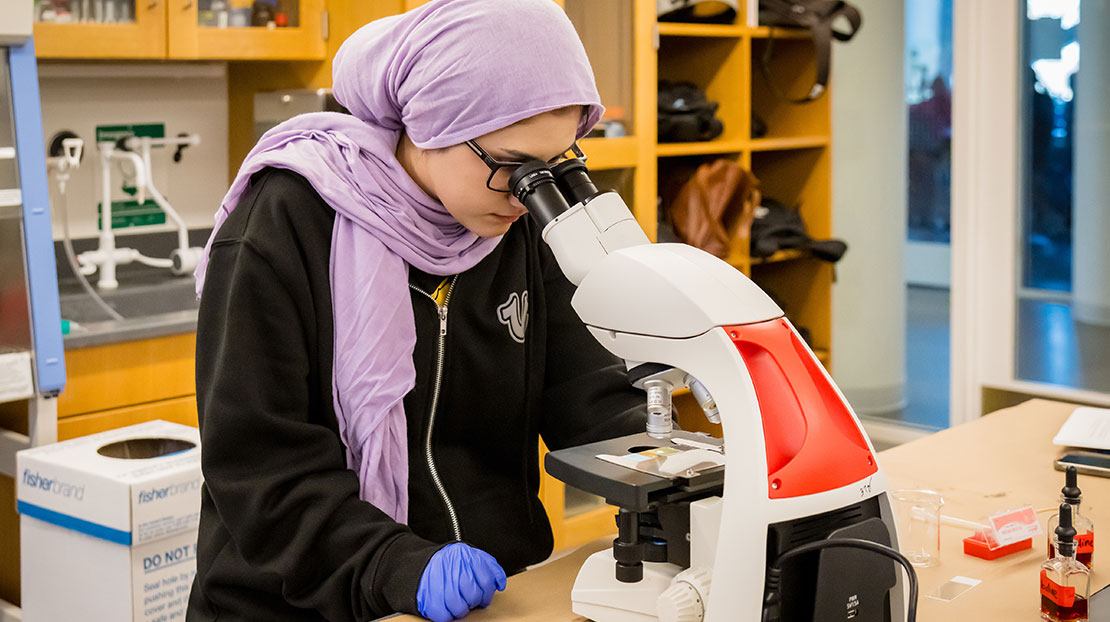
[571,549,682,622]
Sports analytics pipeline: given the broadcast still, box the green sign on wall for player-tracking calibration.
[96,199,167,230]
[95,123,166,145]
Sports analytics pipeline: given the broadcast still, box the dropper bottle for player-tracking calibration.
[1048,466,1095,568]
[1041,503,1090,621]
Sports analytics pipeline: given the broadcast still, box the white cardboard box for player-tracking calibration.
[17,420,203,622]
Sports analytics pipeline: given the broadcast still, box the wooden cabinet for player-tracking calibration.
[33,0,167,59]
[33,0,326,60]
[57,333,196,416]
[656,21,834,371]
[55,332,200,438]
[167,0,325,60]
[58,395,198,440]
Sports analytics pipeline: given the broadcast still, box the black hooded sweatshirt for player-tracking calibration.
[186,168,647,621]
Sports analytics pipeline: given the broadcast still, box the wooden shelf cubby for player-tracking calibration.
[751,36,832,139]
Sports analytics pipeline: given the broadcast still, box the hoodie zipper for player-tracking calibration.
[408,275,462,541]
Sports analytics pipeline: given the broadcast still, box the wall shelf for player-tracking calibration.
[657,140,747,157]
[657,22,745,38]
[747,26,813,40]
[749,135,829,151]
[814,349,831,366]
[750,249,807,265]
[656,23,812,40]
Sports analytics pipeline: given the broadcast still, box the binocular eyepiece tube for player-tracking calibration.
[507,157,601,229]
[509,154,647,286]
[550,158,599,207]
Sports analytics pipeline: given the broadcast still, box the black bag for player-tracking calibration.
[758,0,862,102]
[658,80,725,143]
[750,198,847,263]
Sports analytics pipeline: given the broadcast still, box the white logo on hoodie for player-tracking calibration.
[497,291,529,344]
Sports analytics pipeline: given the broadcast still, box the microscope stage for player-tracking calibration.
[544,431,724,512]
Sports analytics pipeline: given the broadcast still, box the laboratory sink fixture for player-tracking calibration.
[57,273,200,348]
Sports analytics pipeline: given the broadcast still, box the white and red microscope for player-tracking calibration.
[506,159,917,622]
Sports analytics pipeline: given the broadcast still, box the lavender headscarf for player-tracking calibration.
[193,0,603,523]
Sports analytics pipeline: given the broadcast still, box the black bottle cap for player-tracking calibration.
[1056,502,1078,557]
[1062,465,1082,502]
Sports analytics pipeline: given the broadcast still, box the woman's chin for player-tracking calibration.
[467,216,516,238]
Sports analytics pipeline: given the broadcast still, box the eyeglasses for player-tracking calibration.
[466,140,586,193]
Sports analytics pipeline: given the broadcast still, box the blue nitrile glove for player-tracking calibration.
[417,542,508,622]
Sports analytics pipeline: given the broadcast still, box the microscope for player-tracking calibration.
[506,157,918,622]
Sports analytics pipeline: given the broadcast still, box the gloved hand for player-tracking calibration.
[417,542,508,622]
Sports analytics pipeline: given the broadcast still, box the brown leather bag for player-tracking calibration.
[668,159,761,259]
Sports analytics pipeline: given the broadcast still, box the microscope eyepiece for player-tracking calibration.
[551,158,599,207]
[508,160,571,229]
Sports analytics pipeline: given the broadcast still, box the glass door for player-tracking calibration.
[951,0,1110,420]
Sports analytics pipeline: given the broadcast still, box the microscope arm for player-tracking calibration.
[539,190,784,435]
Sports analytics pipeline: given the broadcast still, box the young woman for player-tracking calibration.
[186,2,647,621]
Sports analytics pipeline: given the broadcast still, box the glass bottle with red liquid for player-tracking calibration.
[1048,466,1095,568]
[1042,503,1090,621]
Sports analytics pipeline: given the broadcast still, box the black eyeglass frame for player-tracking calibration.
[465,139,586,193]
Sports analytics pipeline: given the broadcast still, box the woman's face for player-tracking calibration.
[421,108,582,238]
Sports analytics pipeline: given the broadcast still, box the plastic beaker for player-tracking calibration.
[892,489,944,567]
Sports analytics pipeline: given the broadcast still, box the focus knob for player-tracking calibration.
[657,581,701,622]
[656,567,712,622]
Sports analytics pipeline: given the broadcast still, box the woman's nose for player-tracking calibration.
[509,194,527,213]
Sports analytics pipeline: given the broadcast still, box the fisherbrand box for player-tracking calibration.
[17,420,202,622]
